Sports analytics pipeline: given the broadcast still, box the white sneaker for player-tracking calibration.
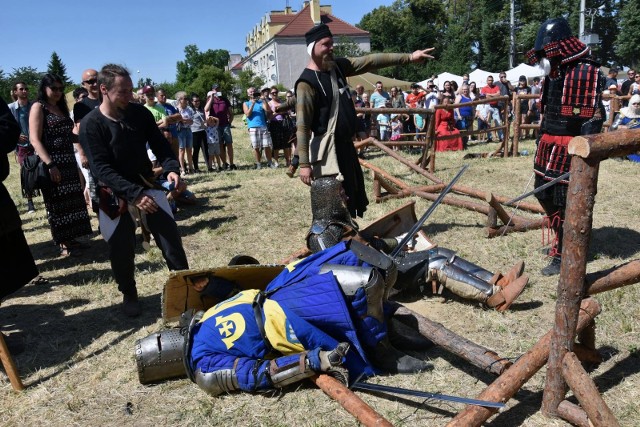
[270,161,278,169]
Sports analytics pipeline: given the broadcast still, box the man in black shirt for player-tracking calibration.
[73,69,101,209]
[80,64,188,317]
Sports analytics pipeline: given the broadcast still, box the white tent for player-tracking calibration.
[469,68,496,86]
[436,72,463,89]
[506,63,544,85]
[416,72,463,90]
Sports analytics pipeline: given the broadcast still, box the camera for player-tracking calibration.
[253,92,261,99]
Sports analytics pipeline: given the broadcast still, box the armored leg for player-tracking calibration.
[438,263,494,302]
[306,178,359,253]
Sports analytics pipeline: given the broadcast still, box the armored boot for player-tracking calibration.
[437,263,529,312]
[491,260,526,288]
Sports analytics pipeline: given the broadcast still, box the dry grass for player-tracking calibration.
[1,128,639,426]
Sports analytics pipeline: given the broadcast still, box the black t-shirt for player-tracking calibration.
[79,102,179,203]
[73,97,100,123]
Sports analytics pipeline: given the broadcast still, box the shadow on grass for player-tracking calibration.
[424,221,484,235]
[178,215,238,236]
[1,293,162,387]
[590,226,640,259]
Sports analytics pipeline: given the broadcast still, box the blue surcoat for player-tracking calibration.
[189,242,381,392]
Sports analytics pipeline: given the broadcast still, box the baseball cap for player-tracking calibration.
[479,93,487,99]
[211,83,220,90]
[609,84,618,90]
[142,85,154,94]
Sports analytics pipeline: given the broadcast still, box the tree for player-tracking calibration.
[616,0,640,68]
[176,45,230,86]
[235,69,264,101]
[357,0,445,82]
[47,52,71,85]
[186,65,232,100]
[333,36,364,58]
[9,66,43,97]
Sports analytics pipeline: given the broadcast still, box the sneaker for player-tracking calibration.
[180,170,187,178]
[207,167,214,172]
[27,200,35,214]
[254,163,262,170]
[122,294,141,317]
[229,164,238,170]
[270,161,278,169]
[541,257,562,276]
[223,162,230,170]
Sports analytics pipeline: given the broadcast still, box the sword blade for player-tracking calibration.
[505,171,570,206]
[390,164,469,258]
[351,382,505,409]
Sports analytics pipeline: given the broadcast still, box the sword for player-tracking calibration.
[351,381,505,409]
[390,164,469,258]
[504,171,570,206]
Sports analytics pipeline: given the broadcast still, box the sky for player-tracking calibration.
[2,0,394,85]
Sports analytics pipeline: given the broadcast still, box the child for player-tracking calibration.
[414,102,426,142]
[377,110,390,141]
[390,114,404,141]
[206,116,223,172]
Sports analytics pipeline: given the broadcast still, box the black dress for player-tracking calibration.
[39,102,91,244]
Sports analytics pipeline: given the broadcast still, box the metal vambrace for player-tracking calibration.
[438,263,496,302]
[194,368,240,397]
[319,264,386,323]
[268,353,316,389]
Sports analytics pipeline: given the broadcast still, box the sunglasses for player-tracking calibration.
[49,86,64,92]
[632,102,640,105]
[270,92,278,95]
[83,78,98,85]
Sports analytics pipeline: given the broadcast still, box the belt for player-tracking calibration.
[252,292,275,355]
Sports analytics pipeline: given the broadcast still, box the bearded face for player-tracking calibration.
[321,52,336,71]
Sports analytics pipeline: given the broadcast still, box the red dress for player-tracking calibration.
[435,109,463,151]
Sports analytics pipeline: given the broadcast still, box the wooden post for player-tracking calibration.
[358,159,410,190]
[512,92,520,156]
[310,374,393,427]
[568,128,640,159]
[446,297,600,427]
[0,333,25,391]
[585,259,640,295]
[557,400,591,427]
[486,217,545,238]
[542,156,600,417]
[412,190,491,215]
[419,113,435,169]
[369,139,443,184]
[485,192,512,225]
[390,303,512,376]
[562,352,621,427]
[487,206,498,229]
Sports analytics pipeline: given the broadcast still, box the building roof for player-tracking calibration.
[275,7,369,38]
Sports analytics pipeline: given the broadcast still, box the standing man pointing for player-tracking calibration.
[295,23,434,251]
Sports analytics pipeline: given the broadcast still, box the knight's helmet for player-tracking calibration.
[135,329,186,384]
[135,311,203,384]
[526,18,589,65]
